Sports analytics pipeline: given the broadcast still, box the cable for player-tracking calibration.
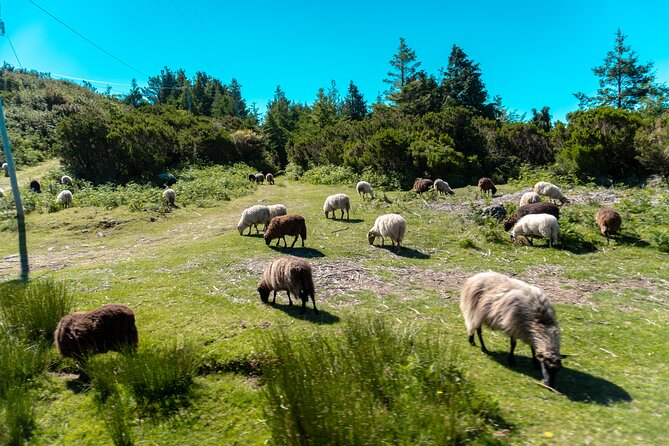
[27,0,150,79]
[6,36,23,69]
[52,73,131,86]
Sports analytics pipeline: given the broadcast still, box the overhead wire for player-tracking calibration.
[6,35,23,69]
[184,0,228,65]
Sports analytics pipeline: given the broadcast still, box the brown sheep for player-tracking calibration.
[596,207,622,244]
[264,214,307,248]
[258,256,318,314]
[412,178,433,194]
[477,177,497,196]
[503,202,560,231]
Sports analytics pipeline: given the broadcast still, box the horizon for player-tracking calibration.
[1,1,668,123]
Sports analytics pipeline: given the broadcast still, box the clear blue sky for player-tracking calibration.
[1,0,668,122]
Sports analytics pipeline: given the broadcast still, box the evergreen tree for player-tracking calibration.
[123,79,144,108]
[441,45,491,117]
[395,71,442,116]
[143,66,178,105]
[531,106,552,132]
[263,86,299,167]
[574,29,657,110]
[342,80,368,120]
[312,86,338,128]
[229,78,248,118]
[383,37,422,101]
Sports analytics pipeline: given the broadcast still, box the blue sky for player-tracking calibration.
[1,0,668,122]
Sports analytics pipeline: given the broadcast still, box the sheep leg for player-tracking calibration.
[531,347,541,370]
[340,209,345,220]
[290,235,298,248]
[526,236,533,246]
[286,291,293,306]
[272,291,277,304]
[508,338,517,366]
[246,226,252,236]
[275,238,281,246]
[476,328,489,354]
[310,292,318,314]
[301,236,305,247]
[380,236,385,247]
[282,236,288,247]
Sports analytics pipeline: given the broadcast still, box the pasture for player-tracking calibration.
[0,163,668,445]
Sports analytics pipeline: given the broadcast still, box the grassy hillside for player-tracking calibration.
[1,162,668,445]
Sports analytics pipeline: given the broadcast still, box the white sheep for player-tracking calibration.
[162,188,176,206]
[356,181,374,199]
[323,193,350,220]
[533,181,570,205]
[257,256,318,314]
[255,173,265,184]
[460,271,563,388]
[433,179,455,195]
[56,190,74,208]
[0,188,4,198]
[237,204,271,235]
[61,175,73,185]
[519,191,541,207]
[368,213,406,253]
[510,213,560,248]
[2,162,7,177]
[268,204,287,221]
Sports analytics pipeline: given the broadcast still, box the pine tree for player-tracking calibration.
[342,81,368,120]
[123,79,144,107]
[441,45,490,117]
[263,86,299,167]
[383,37,422,101]
[230,78,248,118]
[531,106,552,132]
[574,29,657,110]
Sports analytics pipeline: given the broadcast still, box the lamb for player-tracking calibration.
[255,173,265,184]
[54,304,138,373]
[2,162,7,177]
[477,177,497,196]
[162,188,176,206]
[56,190,74,208]
[510,213,560,248]
[412,178,433,194]
[460,271,562,388]
[503,202,560,231]
[267,204,288,221]
[30,180,41,193]
[368,213,406,253]
[433,179,455,195]
[596,207,622,244]
[534,181,570,205]
[264,214,307,248]
[323,193,350,220]
[257,256,318,314]
[356,181,374,199]
[61,175,73,185]
[519,191,542,207]
[266,173,275,185]
[237,204,271,235]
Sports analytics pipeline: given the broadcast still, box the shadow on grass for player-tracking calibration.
[267,245,326,258]
[486,351,632,405]
[266,301,340,324]
[615,231,650,248]
[324,218,366,224]
[372,245,431,259]
[559,230,598,254]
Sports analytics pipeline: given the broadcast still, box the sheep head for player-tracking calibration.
[367,231,377,245]
[537,351,562,389]
[257,284,271,303]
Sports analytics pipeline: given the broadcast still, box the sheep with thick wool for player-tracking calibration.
[248,173,257,182]
[264,214,307,248]
[61,175,73,185]
[237,204,271,235]
[257,256,318,314]
[596,207,622,244]
[266,173,275,185]
[433,179,455,195]
[368,213,406,253]
[268,204,287,221]
[460,271,563,388]
[510,213,560,247]
[323,193,350,220]
[56,190,73,208]
[30,180,41,193]
[0,188,4,198]
[356,181,374,199]
[534,181,570,205]
[504,202,560,231]
[54,304,138,372]
[163,188,176,206]
[412,178,433,194]
[255,173,265,184]
[477,177,497,196]
[2,162,8,177]
[519,191,541,207]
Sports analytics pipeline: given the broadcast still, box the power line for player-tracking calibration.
[6,36,23,69]
[27,0,150,79]
[52,73,131,86]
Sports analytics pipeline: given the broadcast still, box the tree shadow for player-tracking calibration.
[486,351,632,405]
[267,245,326,258]
[372,244,431,259]
[559,230,598,254]
[615,231,650,248]
[264,301,340,324]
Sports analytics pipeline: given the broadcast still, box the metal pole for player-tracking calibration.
[0,96,29,282]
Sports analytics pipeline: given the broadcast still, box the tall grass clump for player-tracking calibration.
[0,386,37,446]
[0,279,75,343]
[261,317,506,445]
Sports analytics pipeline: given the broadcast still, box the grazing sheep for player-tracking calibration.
[255,173,265,184]
[356,181,374,199]
[503,202,560,232]
[54,304,138,368]
[433,179,455,196]
[478,177,497,196]
[2,162,7,177]
[481,204,506,221]
[248,173,257,182]
[0,188,4,198]
[237,204,271,235]
[368,213,406,253]
[158,173,177,186]
[510,214,560,248]
[56,190,73,208]
[30,180,42,193]
[534,181,570,205]
[519,191,542,207]
[61,175,73,185]
[257,256,318,314]
[412,178,433,194]
[323,193,350,220]
[596,207,622,244]
[460,271,562,388]
[264,214,307,248]
[162,188,176,206]
[266,173,275,185]
[268,204,288,221]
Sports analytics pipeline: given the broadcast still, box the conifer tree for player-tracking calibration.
[123,79,144,107]
[441,45,490,117]
[342,81,368,120]
[383,37,422,101]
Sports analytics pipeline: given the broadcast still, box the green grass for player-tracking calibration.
[0,161,668,444]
